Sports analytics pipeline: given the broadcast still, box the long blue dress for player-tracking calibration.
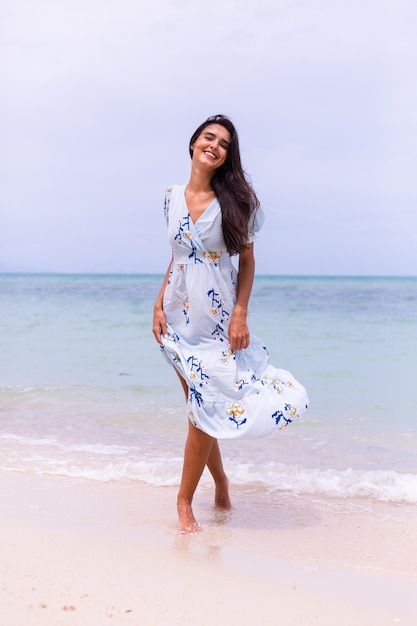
[160,184,309,439]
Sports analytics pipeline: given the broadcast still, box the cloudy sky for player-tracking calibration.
[1,0,416,275]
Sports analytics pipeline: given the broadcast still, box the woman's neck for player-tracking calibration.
[187,163,213,193]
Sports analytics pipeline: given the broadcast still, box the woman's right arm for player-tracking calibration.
[152,256,173,344]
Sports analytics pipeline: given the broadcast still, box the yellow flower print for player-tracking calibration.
[177,264,184,270]
[184,230,193,239]
[220,348,235,364]
[188,372,198,380]
[226,403,245,418]
[286,381,294,388]
[203,251,222,263]
[210,307,219,317]
[183,300,189,310]
[271,379,283,393]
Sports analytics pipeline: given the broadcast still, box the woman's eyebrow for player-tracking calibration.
[205,131,229,145]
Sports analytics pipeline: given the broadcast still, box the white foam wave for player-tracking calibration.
[1,434,416,504]
[232,462,417,504]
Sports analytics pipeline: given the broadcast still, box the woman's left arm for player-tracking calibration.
[228,243,255,351]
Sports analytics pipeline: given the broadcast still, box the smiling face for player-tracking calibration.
[190,124,231,171]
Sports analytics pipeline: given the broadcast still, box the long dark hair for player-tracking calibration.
[189,114,260,256]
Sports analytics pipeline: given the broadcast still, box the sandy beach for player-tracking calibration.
[1,471,416,625]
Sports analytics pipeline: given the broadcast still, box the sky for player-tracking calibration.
[1,0,416,276]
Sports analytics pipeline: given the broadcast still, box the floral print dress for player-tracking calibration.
[160,184,309,439]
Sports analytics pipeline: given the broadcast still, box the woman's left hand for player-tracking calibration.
[229,307,250,351]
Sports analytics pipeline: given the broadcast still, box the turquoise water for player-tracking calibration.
[1,273,416,503]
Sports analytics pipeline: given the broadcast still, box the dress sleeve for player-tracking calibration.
[164,186,173,226]
[247,207,265,244]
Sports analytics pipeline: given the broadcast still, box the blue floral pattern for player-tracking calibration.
[175,215,203,264]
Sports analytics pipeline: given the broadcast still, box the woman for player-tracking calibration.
[152,114,308,534]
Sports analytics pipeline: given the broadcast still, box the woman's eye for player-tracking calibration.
[203,133,228,150]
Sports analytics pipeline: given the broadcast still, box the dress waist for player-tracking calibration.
[172,249,230,266]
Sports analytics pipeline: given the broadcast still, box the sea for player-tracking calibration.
[1,273,416,505]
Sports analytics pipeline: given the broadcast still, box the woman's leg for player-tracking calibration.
[175,369,189,402]
[177,420,214,533]
[174,371,231,531]
[206,440,232,509]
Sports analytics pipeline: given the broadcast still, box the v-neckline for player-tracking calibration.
[183,186,217,225]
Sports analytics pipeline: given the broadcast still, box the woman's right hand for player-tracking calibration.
[153,258,173,344]
[152,305,168,344]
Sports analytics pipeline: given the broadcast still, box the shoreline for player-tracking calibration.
[1,471,416,625]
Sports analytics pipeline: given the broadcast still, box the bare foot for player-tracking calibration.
[177,499,202,535]
[214,477,232,510]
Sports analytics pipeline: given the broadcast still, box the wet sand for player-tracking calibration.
[1,471,416,625]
